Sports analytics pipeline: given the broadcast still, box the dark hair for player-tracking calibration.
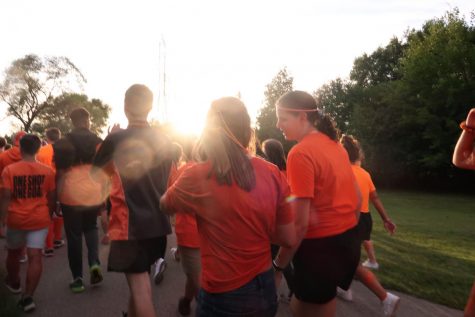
[340,134,363,163]
[69,107,90,128]
[277,90,340,141]
[262,139,286,171]
[45,128,61,142]
[196,97,255,191]
[4,144,12,150]
[0,137,6,148]
[20,134,41,156]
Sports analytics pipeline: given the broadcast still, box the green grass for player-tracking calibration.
[368,190,475,310]
[0,269,23,317]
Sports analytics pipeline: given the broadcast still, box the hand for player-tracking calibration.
[54,203,63,217]
[384,219,396,235]
[466,108,475,127]
[108,123,122,135]
[274,270,283,289]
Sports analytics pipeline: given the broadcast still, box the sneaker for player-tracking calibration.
[170,247,180,262]
[337,287,353,301]
[69,277,85,293]
[43,248,54,257]
[4,278,21,294]
[153,258,167,285]
[362,259,379,270]
[53,239,65,249]
[178,296,191,316]
[17,296,35,312]
[90,264,103,285]
[19,254,28,263]
[382,292,400,317]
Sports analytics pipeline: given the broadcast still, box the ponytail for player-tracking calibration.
[340,134,363,163]
[316,113,339,142]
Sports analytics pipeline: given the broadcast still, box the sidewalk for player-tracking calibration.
[0,235,464,317]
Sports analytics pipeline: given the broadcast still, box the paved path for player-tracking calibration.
[0,233,463,317]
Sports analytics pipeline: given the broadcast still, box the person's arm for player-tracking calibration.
[273,198,311,268]
[46,190,56,217]
[369,190,396,235]
[159,193,175,215]
[453,108,475,170]
[0,188,10,226]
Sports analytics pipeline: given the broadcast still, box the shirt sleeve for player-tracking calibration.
[92,135,116,176]
[165,165,205,215]
[287,150,316,198]
[275,170,294,226]
[368,172,376,192]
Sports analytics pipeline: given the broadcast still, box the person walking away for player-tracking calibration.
[53,107,105,293]
[37,127,64,256]
[92,84,173,317]
[0,134,55,312]
[161,97,296,317]
[339,134,400,317]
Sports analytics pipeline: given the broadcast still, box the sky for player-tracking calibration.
[0,0,474,136]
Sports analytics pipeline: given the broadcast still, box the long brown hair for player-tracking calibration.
[195,97,256,191]
[277,90,339,141]
[340,134,364,164]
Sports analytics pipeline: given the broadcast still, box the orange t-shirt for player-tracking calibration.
[37,144,55,171]
[170,163,200,249]
[1,161,55,230]
[165,157,293,293]
[287,132,358,239]
[0,147,22,176]
[352,165,376,213]
[59,165,106,207]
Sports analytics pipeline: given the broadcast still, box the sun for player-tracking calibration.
[168,114,205,137]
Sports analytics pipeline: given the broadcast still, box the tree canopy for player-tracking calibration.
[32,93,111,136]
[256,68,295,152]
[0,54,87,132]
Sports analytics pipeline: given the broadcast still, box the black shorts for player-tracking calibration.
[108,236,167,273]
[293,226,360,304]
[357,212,373,242]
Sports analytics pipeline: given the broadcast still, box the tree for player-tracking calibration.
[0,54,86,132]
[32,93,111,136]
[256,68,294,152]
[313,78,354,132]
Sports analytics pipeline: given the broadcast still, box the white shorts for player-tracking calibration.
[6,227,49,249]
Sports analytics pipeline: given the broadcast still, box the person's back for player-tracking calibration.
[94,126,172,240]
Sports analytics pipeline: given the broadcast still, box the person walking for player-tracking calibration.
[339,134,400,317]
[0,134,55,312]
[273,91,361,317]
[161,97,296,317]
[53,108,105,293]
[92,84,173,317]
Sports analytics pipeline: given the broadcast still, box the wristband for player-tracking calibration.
[460,121,475,133]
[272,259,285,272]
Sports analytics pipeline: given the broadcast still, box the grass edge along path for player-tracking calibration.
[368,190,474,310]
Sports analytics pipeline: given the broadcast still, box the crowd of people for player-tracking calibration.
[0,84,472,317]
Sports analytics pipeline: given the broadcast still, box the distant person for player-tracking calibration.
[0,131,27,259]
[0,134,55,312]
[37,127,64,256]
[452,108,475,317]
[339,134,400,317]
[164,141,201,316]
[0,136,6,153]
[273,91,360,317]
[161,97,296,317]
[261,138,295,303]
[92,84,173,317]
[53,108,104,293]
